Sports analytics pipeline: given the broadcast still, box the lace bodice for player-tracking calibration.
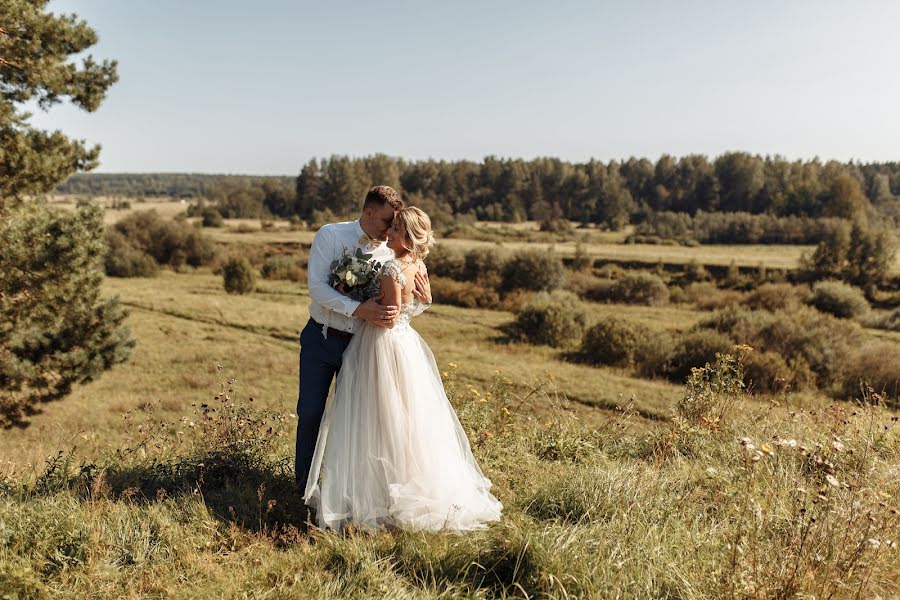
[381,258,430,330]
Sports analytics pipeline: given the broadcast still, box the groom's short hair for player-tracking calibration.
[363,185,404,211]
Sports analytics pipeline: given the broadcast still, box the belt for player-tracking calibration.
[309,318,354,342]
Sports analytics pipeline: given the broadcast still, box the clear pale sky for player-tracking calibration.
[29,1,900,175]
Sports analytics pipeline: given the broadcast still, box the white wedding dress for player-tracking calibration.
[303,259,503,532]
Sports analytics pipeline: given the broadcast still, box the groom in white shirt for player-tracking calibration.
[296,186,431,495]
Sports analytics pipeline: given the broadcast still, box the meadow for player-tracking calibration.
[1,199,898,598]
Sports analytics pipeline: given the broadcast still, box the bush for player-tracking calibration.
[867,307,900,332]
[696,304,864,390]
[113,210,216,268]
[463,247,506,284]
[222,257,256,294]
[741,283,805,312]
[425,246,466,280]
[581,319,655,366]
[840,341,900,404]
[664,330,734,383]
[742,350,797,393]
[608,272,670,306]
[104,229,159,277]
[201,206,223,227]
[511,291,589,348]
[501,250,566,292]
[260,254,305,282]
[564,271,615,302]
[684,282,744,311]
[807,280,870,319]
[430,276,500,309]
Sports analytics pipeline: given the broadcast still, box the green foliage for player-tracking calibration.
[501,250,565,292]
[608,272,670,306]
[110,210,216,271]
[581,318,655,366]
[429,276,500,309]
[664,330,734,384]
[0,203,134,427]
[104,229,160,277]
[260,254,306,282]
[201,206,223,227]
[222,257,256,295]
[511,291,588,348]
[0,0,118,204]
[807,280,870,319]
[0,4,129,427]
[803,219,897,293]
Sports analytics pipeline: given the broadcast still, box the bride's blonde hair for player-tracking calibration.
[395,207,435,260]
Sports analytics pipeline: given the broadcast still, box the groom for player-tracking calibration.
[295,185,431,495]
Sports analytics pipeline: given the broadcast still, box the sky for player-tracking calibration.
[28,0,900,175]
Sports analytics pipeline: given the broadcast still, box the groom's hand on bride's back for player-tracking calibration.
[353,294,399,328]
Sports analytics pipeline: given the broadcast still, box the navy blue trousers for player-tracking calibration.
[295,318,352,491]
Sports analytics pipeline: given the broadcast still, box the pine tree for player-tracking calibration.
[0,1,132,427]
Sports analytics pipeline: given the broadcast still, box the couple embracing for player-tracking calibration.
[295,185,502,532]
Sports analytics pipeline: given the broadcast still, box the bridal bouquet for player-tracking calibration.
[329,246,382,302]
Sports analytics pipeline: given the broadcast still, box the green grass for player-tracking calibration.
[1,349,898,598]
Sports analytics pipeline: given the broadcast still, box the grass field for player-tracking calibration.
[4,199,897,597]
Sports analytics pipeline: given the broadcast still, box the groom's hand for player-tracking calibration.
[413,271,431,304]
[353,296,399,328]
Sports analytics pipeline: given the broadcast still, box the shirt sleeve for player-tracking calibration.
[307,226,361,318]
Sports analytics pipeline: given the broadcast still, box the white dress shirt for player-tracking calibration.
[307,219,395,335]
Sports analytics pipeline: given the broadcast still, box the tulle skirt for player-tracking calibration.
[303,321,502,532]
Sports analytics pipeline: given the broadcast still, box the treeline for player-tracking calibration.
[57,173,294,199]
[57,153,900,229]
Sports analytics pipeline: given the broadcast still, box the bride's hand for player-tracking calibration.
[353,295,399,327]
[413,270,431,304]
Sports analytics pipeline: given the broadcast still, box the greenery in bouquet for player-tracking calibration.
[329,246,383,302]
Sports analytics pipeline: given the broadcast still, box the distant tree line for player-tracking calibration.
[57,154,900,230]
[57,173,294,199]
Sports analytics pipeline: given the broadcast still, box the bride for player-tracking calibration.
[303,207,502,532]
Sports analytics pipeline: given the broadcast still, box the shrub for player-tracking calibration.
[511,291,589,348]
[200,206,223,227]
[741,283,805,312]
[807,280,870,319]
[502,250,566,292]
[425,246,466,280]
[565,271,615,302]
[697,304,864,390]
[430,276,500,309]
[867,307,900,332]
[668,285,687,304]
[609,272,669,306]
[742,350,795,393]
[222,257,256,294]
[463,247,506,284]
[840,341,900,404]
[581,319,655,366]
[684,282,743,311]
[104,229,159,277]
[113,210,216,268]
[664,330,734,383]
[260,254,305,282]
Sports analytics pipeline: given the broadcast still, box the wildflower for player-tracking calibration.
[448,362,457,369]
[832,440,844,452]
[501,407,510,416]
[867,538,881,549]
[442,372,449,378]
[705,467,718,476]
[760,443,775,456]
[824,474,841,487]
[732,343,753,353]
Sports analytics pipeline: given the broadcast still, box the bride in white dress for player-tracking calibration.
[303,207,502,532]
